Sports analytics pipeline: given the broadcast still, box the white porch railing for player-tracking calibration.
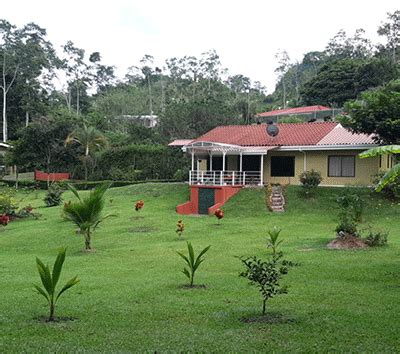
[189,170,262,186]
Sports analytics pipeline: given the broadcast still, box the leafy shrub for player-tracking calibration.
[177,242,211,287]
[299,169,322,197]
[0,186,18,215]
[362,227,389,247]
[371,171,400,200]
[239,254,289,315]
[44,183,64,207]
[34,248,80,321]
[335,188,365,235]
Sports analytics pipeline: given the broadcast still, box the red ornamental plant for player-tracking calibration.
[0,214,10,226]
[176,220,185,238]
[135,200,144,212]
[214,208,224,224]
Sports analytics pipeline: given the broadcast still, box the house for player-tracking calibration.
[115,115,159,128]
[256,105,342,122]
[172,122,389,215]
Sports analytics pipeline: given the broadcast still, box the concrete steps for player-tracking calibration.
[269,185,285,212]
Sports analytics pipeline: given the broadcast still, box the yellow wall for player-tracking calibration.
[263,150,380,186]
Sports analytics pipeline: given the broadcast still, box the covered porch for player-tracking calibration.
[184,141,276,186]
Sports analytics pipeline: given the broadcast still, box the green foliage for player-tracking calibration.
[278,116,304,123]
[97,144,188,181]
[336,188,365,234]
[43,183,64,207]
[360,145,400,193]
[266,226,283,257]
[362,227,389,247]
[0,186,18,215]
[63,182,111,250]
[34,248,79,321]
[299,170,323,197]
[344,81,400,144]
[177,242,211,287]
[371,171,400,200]
[239,254,289,315]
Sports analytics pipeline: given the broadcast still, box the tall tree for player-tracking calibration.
[65,125,107,180]
[378,10,400,63]
[274,50,291,108]
[0,20,56,141]
[342,79,400,144]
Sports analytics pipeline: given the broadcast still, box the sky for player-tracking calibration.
[2,0,399,93]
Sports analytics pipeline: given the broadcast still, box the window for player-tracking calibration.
[271,156,295,177]
[328,156,355,177]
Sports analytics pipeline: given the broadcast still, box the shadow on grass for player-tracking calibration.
[128,226,159,233]
[34,315,78,324]
[178,284,207,290]
[240,311,296,324]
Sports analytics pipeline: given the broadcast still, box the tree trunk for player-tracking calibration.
[25,111,30,127]
[84,230,91,250]
[76,85,80,116]
[2,88,7,142]
[262,299,267,315]
[49,301,55,321]
[147,75,153,115]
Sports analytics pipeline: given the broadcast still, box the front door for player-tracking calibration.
[198,188,215,214]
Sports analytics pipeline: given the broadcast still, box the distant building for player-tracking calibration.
[115,115,159,128]
[256,105,342,122]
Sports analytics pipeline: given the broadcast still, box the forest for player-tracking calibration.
[0,10,399,180]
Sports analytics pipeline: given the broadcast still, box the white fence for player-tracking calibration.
[189,170,261,186]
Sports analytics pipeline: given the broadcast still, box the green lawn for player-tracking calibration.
[0,183,399,352]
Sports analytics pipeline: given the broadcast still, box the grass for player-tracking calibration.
[0,183,399,352]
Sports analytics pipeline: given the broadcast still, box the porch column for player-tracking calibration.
[222,151,226,172]
[239,153,243,172]
[191,151,194,171]
[259,154,264,186]
[209,153,213,171]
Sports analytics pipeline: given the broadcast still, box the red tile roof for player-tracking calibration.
[317,124,376,145]
[193,122,338,146]
[257,105,331,117]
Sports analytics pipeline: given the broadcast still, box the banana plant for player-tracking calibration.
[359,145,400,191]
[177,242,210,287]
[34,248,79,321]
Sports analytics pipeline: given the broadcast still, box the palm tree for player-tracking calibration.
[63,183,111,251]
[359,145,400,191]
[65,125,107,180]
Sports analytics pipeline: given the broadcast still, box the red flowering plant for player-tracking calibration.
[0,214,10,226]
[135,200,144,212]
[214,208,224,225]
[176,220,185,239]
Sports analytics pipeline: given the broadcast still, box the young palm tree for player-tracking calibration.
[359,145,400,191]
[63,183,111,251]
[65,125,107,180]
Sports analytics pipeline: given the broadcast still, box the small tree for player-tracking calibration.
[44,183,64,207]
[266,226,283,257]
[34,248,79,321]
[177,242,210,287]
[63,182,111,251]
[240,255,288,315]
[299,170,322,197]
[176,219,185,239]
[335,188,364,236]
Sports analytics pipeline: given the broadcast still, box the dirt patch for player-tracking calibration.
[35,316,78,324]
[128,226,159,233]
[298,248,316,252]
[130,215,144,220]
[179,284,207,290]
[327,236,368,249]
[240,312,294,324]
